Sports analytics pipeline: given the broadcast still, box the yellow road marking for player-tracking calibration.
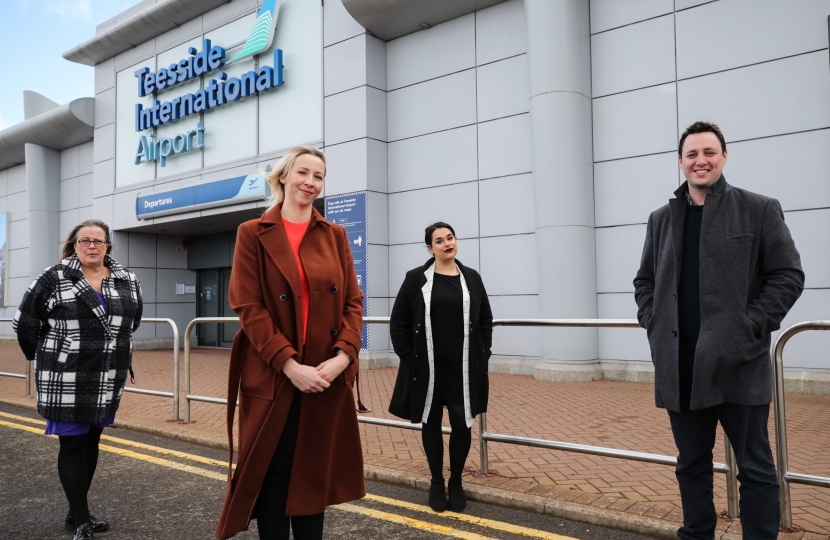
[0,419,52,436]
[364,494,576,540]
[0,410,232,469]
[97,444,228,482]
[337,503,497,540]
[0,418,578,539]
[0,411,45,425]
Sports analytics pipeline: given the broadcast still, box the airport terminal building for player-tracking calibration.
[0,0,829,383]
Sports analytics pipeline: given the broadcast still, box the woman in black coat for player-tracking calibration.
[14,219,143,540]
[389,222,493,513]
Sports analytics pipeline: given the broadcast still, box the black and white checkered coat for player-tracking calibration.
[14,254,143,423]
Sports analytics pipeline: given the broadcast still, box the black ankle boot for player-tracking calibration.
[448,478,466,511]
[73,523,94,540]
[428,479,448,512]
[66,513,109,533]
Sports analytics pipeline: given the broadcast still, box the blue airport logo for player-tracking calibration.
[132,2,284,167]
[135,123,204,167]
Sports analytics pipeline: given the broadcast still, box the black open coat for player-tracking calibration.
[633,177,804,412]
[389,259,493,422]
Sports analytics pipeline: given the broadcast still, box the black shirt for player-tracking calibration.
[429,273,464,405]
[678,204,703,351]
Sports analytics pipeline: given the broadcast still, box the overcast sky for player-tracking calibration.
[0,0,139,129]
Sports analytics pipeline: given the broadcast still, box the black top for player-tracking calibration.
[678,204,703,351]
[430,273,464,405]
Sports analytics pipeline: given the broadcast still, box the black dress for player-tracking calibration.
[429,273,464,405]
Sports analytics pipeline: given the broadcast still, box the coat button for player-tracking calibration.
[415,329,419,333]
[413,377,417,382]
[672,330,678,337]
[672,293,677,300]
[330,328,338,336]
[279,294,287,301]
[331,285,338,293]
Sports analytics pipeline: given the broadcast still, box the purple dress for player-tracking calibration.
[44,290,116,436]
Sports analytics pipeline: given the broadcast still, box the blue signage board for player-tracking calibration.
[136,174,267,220]
[325,192,368,350]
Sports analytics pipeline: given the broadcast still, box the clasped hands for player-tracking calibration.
[283,351,350,393]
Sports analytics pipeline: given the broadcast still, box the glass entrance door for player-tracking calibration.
[197,268,238,347]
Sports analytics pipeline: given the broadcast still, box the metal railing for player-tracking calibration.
[772,320,830,528]
[184,317,241,422]
[0,318,179,419]
[123,318,181,421]
[181,315,740,518]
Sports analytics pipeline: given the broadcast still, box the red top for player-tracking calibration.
[283,218,311,344]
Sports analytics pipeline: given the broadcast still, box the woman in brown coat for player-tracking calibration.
[215,146,365,540]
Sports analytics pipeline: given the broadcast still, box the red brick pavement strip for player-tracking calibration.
[2,345,829,538]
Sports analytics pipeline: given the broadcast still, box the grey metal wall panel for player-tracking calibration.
[8,192,28,222]
[773,290,830,370]
[589,0,673,34]
[156,235,188,269]
[479,173,535,237]
[155,302,196,338]
[785,209,830,289]
[488,295,541,357]
[386,14,475,91]
[475,0,527,66]
[60,178,79,212]
[725,130,830,212]
[8,248,29,279]
[676,0,830,80]
[131,267,157,304]
[325,35,368,97]
[477,113,532,179]
[188,233,231,270]
[61,147,80,181]
[367,244,388,298]
[476,55,529,122]
[324,0,364,48]
[677,52,830,144]
[595,224,647,294]
[79,142,94,176]
[594,152,679,228]
[592,83,677,162]
[591,14,675,97]
[597,293,650,361]
[387,69,477,141]
[8,165,26,195]
[128,233,157,268]
[480,234,538,295]
[59,210,79,243]
[387,126,477,193]
[388,182,479,244]
[156,268,197,303]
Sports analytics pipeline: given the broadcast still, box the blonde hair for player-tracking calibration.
[265,146,326,208]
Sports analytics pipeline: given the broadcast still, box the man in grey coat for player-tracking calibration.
[634,121,804,539]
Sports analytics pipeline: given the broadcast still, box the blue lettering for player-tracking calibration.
[193,89,208,113]
[134,135,149,164]
[157,68,168,91]
[134,67,149,97]
[241,71,256,97]
[159,101,172,123]
[225,77,241,102]
[208,45,226,70]
[273,49,284,87]
[256,67,273,92]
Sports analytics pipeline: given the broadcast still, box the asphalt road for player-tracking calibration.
[0,402,659,539]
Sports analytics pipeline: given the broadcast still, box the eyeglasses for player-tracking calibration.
[76,239,108,248]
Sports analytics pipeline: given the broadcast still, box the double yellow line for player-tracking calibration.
[0,411,575,540]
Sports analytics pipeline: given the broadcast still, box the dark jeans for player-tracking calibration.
[668,403,779,540]
[254,390,324,540]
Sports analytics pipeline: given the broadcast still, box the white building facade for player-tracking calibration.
[1,0,828,386]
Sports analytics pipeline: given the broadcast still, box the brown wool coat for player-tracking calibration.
[215,204,365,539]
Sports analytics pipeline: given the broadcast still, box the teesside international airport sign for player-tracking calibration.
[133,0,283,167]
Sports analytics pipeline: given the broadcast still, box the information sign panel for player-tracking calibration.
[325,192,368,350]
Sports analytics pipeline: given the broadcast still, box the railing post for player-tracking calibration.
[772,330,792,529]
[25,359,32,396]
[171,321,180,421]
[724,434,739,519]
[479,412,489,475]
[184,319,194,423]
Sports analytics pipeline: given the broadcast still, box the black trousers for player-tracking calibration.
[254,391,324,540]
[422,399,471,483]
[667,403,780,540]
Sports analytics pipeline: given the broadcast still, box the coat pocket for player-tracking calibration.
[239,345,277,400]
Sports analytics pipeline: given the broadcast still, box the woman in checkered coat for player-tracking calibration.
[14,219,143,540]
